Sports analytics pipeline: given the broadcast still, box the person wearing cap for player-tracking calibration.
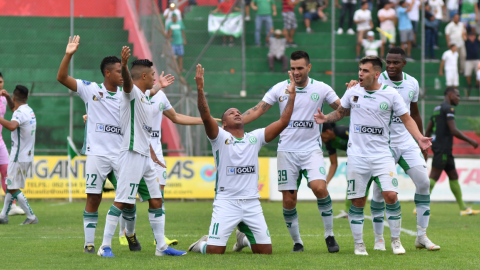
[163,2,182,28]
[267,29,288,72]
[361,31,382,57]
[167,13,186,71]
[377,2,396,58]
[354,1,373,60]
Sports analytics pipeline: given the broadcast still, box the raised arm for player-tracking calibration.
[264,72,296,143]
[163,107,204,125]
[446,119,479,148]
[57,35,80,91]
[399,113,432,150]
[195,64,219,139]
[242,101,272,124]
[121,46,133,93]
[149,71,175,96]
[314,105,349,124]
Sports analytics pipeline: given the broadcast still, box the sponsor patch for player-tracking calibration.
[151,130,160,138]
[354,125,384,135]
[95,124,122,135]
[279,96,288,102]
[379,102,389,111]
[143,124,153,133]
[319,167,326,175]
[392,116,402,123]
[226,166,255,175]
[163,171,167,179]
[288,120,314,129]
[353,96,359,102]
[82,80,91,85]
[408,91,414,99]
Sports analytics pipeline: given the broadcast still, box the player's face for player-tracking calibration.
[106,63,123,87]
[290,58,311,86]
[450,89,460,106]
[144,68,156,89]
[321,130,335,142]
[385,53,406,78]
[223,108,243,127]
[0,77,3,90]
[358,62,379,88]
[172,16,177,23]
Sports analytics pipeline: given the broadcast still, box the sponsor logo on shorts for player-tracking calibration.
[220,187,224,191]
[163,171,167,179]
[151,130,160,138]
[6,178,11,185]
[209,236,220,240]
[409,91,414,99]
[279,96,288,102]
[249,136,257,145]
[95,123,122,135]
[392,178,398,187]
[354,125,384,135]
[226,166,255,175]
[379,102,389,111]
[311,93,320,102]
[143,123,152,133]
[128,196,136,200]
[288,120,314,129]
[392,116,403,123]
[319,167,326,175]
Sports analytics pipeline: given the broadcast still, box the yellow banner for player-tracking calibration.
[8,156,269,199]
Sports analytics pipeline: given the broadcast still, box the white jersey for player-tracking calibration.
[262,78,339,152]
[10,104,36,162]
[340,84,408,157]
[76,80,123,157]
[209,128,267,200]
[378,71,420,147]
[149,91,172,157]
[120,85,153,156]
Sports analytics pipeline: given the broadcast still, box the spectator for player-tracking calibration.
[440,44,459,87]
[464,33,480,96]
[299,0,328,34]
[377,2,396,58]
[361,31,383,56]
[336,0,357,34]
[460,0,479,31]
[425,3,441,60]
[406,0,420,47]
[164,3,182,27]
[397,0,415,61]
[446,0,458,20]
[251,0,277,47]
[445,14,467,73]
[359,0,373,10]
[282,0,301,46]
[167,14,186,71]
[354,1,373,60]
[429,0,446,48]
[212,0,241,46]
[245,0,252,21]
[267,29,289,72]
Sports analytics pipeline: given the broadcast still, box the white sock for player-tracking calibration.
[385,201,402,239]
[348,205,364,244]
[119,214,125,237]
[149,208,167,252]
[283,208,303,245]
[15,191,35,219]
[370,199,385,241]
[199,241,207,254]
[0,192,13,217]
[406,166,431,236]
[101,205,121,247]
[122,205,136,236]
[317,195,334,238]
[83,210,98,246]
[242,235,251,249]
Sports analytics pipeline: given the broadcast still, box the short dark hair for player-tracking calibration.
[14,85,28,102]
[359,55,383,71]
[387,47,406,60]
[131,59,154,80]
[361,1,369,5]
[100,56,121,77]
[0,72,3,78]
[450,44,457,49]
[322,123,336,133]
[399,0,406,5]
[290,51,310,65]
[444,87,457,96]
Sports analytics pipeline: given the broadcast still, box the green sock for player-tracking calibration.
[429,178,436,194]
[449,180,466,210]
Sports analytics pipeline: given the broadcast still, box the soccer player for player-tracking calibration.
[0,73,25,216]
[0,85,38,225]
[242,50,341,253]
[188,64,295,255]
[97,46,185,257]
[426,87,479,216]
[314,56,432,255]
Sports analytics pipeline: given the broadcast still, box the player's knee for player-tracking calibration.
[86,194,102,210]
[148,198,162,209]
[282,193,297,209]
[383,192,397,204]
[252,244,272,254]
[206,245,226,254]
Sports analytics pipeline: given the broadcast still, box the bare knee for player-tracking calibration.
[251,244,272,254]
[148,198,163,209]
[309,180,328,198]
[282,191,297,209]
[206,245,226,254]
[85,194,102,212]
[382,191,397,204]
[351,197,367,207]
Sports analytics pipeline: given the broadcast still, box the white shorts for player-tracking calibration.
[445,70,459,86]
[346,155,398,199]
[476,69,480,81]
[207,199,271,246]
[85,155,119,194]
[392,143,426,172]
[6,161,32,190]
[277,150,327,191]
[154,156,167,186]
[115,151,162,204]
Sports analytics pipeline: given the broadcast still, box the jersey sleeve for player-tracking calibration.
[208,126,226,148]
[323,84,340,104]
[392,91,408,116]
[412,79,420,102]
[325,142,336,155]
[442,51,448,61]
[443,104,455,120]
[340,89,352,109]
[262,85,279,105]
[11,110,27,124]
[353,10,360,21]
[162,92,173,111]
[123,87,136,101]
[75,79,94,102]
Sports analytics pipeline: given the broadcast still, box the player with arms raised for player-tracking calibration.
[188,64,296,255]
[315,56,432,255]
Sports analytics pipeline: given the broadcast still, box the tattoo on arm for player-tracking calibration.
[329,101,340,110]
[261,101,269,111]
[197,90,210,116]
[324,106,348,123]
[5,96,14,111]
[121,65,132,91]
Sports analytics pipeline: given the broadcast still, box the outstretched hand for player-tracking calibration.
[418,137,433,151]
[0,90,9,97]
[66,35,80,55]
[194,64,204,90]
[314,107,326,124]
[121,46,131,67]
[157,71,175,88]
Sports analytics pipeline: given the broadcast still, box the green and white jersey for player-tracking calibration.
[378,72,420,147]
[120,85,153,156]
[210,128,267,200]
[262,78,339,152]
[340,84,408,157]
[76,79,123,157]
[10,104,36,162]
[149,90,172,157]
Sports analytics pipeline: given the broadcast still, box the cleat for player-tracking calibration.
[334,210,349,219]
[0,215,8,224]
[415,235,440,251]
[97,246,115,257]
[325,236,340,253]
[165,236,178,246]
[461,207,480,216]
[20,216,38,225]
[354,242,368,255]
[155,246,187,256]
[391,238,406,255]
[374,239,386,251]
[188,235,208,253]
[119,235,128,246]
[8,204,25,216]
[337,28,344,34]
[413,208,417,215]
[125,233,142,251]
[346,28,355,35]
[84,245,96,254]
[232,230,247,252]
[292,243,304,252]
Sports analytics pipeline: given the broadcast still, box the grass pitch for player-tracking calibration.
[1,200,479,269]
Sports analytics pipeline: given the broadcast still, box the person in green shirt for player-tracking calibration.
[460,0,479,29]
[251,0,277,46]
[167,14,187,71]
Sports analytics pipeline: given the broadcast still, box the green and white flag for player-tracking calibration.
[67,136,80,160]
[208,12,243,38]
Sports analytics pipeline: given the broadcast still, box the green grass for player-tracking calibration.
[1,201,479,269]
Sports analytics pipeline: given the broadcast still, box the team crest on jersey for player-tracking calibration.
[408,91,414,99]
[279,96,288,102]
[284,88,289,94]
[82,80,91,85]
[248,136,257,145]
[379,102,388,111]
[310,93,320,102]
[6,178,11,185]
[159,102,164,111]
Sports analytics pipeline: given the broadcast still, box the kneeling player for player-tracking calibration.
[188,64,296,254]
